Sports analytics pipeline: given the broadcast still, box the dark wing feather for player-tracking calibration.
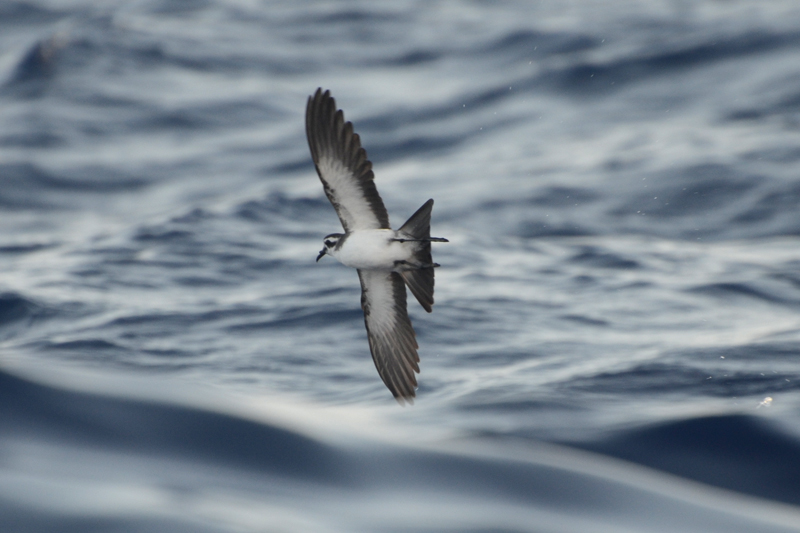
[358,269,420,403]
[306,88,390,232]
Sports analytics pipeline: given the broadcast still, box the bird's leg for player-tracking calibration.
[391,237,449,243]
[394,260,440,269]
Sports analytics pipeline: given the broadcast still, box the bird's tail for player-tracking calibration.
[397,199,447,313]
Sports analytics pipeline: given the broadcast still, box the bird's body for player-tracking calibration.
[305,88,448,404]
[327,229,409,270]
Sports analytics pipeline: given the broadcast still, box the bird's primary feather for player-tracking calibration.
[306,88,390,232]
[358,269,420,403]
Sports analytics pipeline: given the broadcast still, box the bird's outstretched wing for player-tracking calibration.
[306,88,390,232]
[358,269,420,403]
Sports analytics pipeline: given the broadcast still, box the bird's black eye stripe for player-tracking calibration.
[325,240,334,247]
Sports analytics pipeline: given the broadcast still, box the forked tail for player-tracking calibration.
[397,199,448,313]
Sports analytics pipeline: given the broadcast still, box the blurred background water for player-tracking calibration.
[3,0,800,531]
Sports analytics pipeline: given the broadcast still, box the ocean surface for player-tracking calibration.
[3,0,800,531]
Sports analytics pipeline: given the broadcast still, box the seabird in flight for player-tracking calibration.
[306,88,448,404]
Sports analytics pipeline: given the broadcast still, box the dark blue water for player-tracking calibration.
[3,1,800,530]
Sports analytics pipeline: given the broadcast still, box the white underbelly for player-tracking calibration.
[336,230,409,270]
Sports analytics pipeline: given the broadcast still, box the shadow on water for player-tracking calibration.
[570,414,800,506]
[1,368,799,533]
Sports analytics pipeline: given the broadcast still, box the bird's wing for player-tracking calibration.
[358,269,420,403]
[306,88,390,232]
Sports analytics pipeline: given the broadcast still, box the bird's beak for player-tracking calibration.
[316,249,326,262]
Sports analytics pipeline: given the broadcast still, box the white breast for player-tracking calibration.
[333,229,410,270]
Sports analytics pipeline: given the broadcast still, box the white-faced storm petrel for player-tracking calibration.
[306,88,448,404]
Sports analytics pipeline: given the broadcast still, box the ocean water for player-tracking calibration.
[3,0,800,531]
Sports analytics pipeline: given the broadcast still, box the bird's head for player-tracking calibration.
[316,233,343,262]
